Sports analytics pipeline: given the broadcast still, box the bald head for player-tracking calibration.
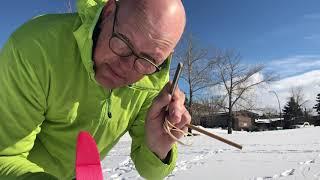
[101,0,186,53]
[93,0,186,88]
[119,0,186,40]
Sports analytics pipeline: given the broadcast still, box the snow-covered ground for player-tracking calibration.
[101,127,320,180]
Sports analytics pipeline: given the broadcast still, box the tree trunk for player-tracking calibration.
[227,111,233,134]
[228,92,233,134]
[188,89,193,135]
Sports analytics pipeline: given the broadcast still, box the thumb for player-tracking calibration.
[149,82,172,115]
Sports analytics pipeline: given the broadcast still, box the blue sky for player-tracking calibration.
[180,0,320,111]
[1,0,320,110]
[1,0,320,75]
[183,0,320,63]
[0,1,74,47]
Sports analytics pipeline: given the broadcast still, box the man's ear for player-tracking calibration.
[101,0,115,24]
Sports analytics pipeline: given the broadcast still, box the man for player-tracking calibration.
[0,0,189,179]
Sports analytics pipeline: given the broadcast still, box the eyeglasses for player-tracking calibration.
[108,0,162,75]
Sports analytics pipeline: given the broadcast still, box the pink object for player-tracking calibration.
[76,131,103,180]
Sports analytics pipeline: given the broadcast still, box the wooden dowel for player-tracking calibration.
[185,124,243,150]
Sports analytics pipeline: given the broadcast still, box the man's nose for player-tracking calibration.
[119,56,135,70]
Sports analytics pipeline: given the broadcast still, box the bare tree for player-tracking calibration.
[65,0,74,13]
[195,95,224,116]
[172,33,219,129]
[215,50,277,134]
[289,86,313,120]
[289,86,308,107]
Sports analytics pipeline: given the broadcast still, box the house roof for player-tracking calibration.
[255,118,284,123]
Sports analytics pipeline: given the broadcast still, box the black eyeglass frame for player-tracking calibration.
[108,0,164,75]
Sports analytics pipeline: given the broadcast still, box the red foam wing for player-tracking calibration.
[75,131,103,180]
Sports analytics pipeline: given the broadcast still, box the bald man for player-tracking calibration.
[0,0,188,179]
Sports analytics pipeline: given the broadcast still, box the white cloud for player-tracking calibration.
[207,72,268,110]
[303,13,320,19]
[209,70,265,95]
[207,70,320,114]
[259,54,320,112]
[304,34,320,40]
[205,54,320,113]
[255,70,320,112]
[267,55,320,77]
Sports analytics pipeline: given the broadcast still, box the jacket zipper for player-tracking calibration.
[106,89,112,118]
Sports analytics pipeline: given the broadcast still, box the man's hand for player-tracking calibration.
[145,82,191,160]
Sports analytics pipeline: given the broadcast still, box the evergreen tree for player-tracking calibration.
[313,93,320,115]
[313,93,320,126]
[282,97,303,129]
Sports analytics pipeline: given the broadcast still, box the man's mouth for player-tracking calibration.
[106,64,125,80]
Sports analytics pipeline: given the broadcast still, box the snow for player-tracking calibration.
[101,127,320,180]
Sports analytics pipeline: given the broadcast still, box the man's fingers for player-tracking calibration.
[174,110,191,129]
[171,125,188,139]
[172,86,185,106]
[168,108,191,139]
[149,83,172,115]
[168,101,184,124]
[167,84,186,123]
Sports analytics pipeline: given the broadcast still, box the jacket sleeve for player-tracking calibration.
[0,37,53,178]
[129,91,177,180]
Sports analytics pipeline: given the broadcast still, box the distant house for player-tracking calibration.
[255,117,284,130]
[197,112,229,128]
[233,111,259,131]
[197,110,259,131]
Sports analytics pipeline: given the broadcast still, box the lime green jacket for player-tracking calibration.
[0,0,177,179]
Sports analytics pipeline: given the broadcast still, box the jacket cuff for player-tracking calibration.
[135,142,177,180]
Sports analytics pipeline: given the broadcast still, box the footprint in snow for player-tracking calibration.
[103,168,112,173]
[114,158,135,173]
[314,171,320,179]
[110,173,121,178]
[280,169,295,177]
[299,159,315,165]
[253,176,273,180]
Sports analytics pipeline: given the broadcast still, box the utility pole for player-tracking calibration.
[269,90,282,127]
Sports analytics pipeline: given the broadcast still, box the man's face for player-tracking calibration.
[93,2,176,89]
